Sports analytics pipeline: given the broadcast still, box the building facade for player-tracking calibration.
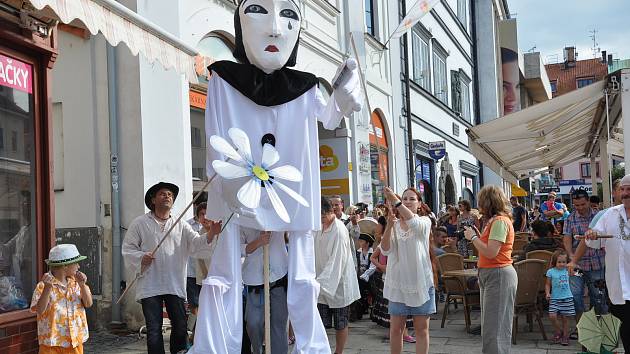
[537,51,610,206]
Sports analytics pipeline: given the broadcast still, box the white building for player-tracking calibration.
[387,0,481,211]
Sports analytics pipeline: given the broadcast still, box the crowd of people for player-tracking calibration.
[25,176,630,354]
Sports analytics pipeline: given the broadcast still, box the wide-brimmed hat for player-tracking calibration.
[357,218,378,237]
[145,182,179,210]
[45,244,87,266]
[358,232,375,246]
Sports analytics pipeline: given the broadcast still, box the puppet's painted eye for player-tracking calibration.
[279,9,299,20]
[244,4,268,14]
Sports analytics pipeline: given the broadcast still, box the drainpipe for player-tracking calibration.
[107,42,122,325]
[470,0,484,188]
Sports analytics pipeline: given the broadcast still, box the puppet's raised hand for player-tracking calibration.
[332,59,362,116]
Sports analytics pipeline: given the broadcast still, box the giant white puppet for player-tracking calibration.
[189,0,362,353]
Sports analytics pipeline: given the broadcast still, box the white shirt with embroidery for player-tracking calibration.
[122,212,214,301]
[382,215,434,307]
[588,204,630,305]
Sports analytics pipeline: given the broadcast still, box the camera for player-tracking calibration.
[454,229,466,240]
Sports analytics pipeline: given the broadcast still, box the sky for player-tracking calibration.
[508,0,630,64]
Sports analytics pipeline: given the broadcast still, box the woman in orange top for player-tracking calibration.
[31,244,93,354]
[463,185,517,354]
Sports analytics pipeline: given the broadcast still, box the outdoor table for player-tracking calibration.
[463,259,478,269]
[443,269,478,277]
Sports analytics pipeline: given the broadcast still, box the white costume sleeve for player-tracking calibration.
[314,88,345,130]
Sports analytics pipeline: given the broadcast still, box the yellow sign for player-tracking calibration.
[319,145,339,172]
[321,178,350,195]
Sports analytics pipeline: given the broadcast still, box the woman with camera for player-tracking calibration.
[457,200,479,257]
[382,186,434,354]
[463,185,517,354]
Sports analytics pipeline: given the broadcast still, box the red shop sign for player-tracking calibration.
[0,54,32,94]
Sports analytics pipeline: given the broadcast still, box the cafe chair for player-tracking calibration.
[512,259,548,344]
[437,253,479,332]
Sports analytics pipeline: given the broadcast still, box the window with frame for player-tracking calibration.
[580,162,600,178]
[365,0,376,37]
[457,0,468,30]
[553,167,563,180]
[550,81,557,93]
[577,77,595,88]
[191,127,202,148]
[411,27,431,90]
[432,46,448,104]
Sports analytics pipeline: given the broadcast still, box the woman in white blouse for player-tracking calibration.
[381,187,435,354]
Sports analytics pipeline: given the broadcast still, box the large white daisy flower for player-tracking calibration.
[209,128,309,223]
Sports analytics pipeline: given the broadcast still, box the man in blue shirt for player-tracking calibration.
[540,191,565,223]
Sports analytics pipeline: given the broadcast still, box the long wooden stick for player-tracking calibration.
[572,234,615,240]
[263,243,271,354]
[117,173,218,304]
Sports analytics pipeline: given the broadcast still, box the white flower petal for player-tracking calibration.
[228,128,253,163]
[273,180,309,207]
[261,143,280,168]
[212,161,250,179]
[209,135,243,162]
[264,181,290,223]
[268,165,302,182]
[237,179,262,209]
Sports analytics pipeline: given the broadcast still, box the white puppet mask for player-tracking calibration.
[236,0,301,73]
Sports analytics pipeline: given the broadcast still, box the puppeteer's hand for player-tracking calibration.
[332,59,362,116]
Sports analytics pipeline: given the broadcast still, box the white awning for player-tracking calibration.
[467,80,609,184]
[25,0,198,83]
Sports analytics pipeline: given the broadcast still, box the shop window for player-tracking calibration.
[369,112,389,205]
[0,53,36,314]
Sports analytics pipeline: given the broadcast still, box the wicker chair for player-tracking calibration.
[512,239,529,258]
[515,232,531,241]
[437,253,479,332]
[512,259,548,344]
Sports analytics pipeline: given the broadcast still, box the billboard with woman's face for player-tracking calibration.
[499,19,521,115]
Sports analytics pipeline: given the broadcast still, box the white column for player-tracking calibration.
[621,69,630,173]
[590,155,597,200]
[600,135,611,208]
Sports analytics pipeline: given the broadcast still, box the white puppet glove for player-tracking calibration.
[331,58,362,117]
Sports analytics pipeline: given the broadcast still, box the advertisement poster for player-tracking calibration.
[499,19,520,115]
[319,138,350,199]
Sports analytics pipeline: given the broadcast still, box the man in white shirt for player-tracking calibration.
[584,174,630,352]
[240,228,288,354]
[122,182,221,354]
[329,195,349,224]
[315,197,360,354]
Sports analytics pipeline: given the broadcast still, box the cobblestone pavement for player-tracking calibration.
[84,302,595,353]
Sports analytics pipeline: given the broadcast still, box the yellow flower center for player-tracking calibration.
[252,165,270,181]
